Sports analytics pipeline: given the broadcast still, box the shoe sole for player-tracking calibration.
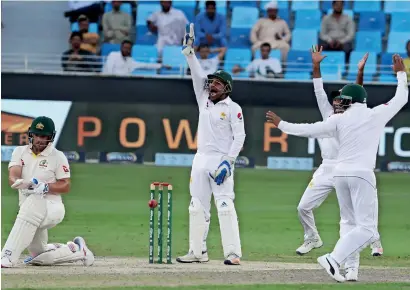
[296,242,323,256]
[372,253,382,256]
[176,258,209,263]
[224,260,240,265]
[317,256,345,283]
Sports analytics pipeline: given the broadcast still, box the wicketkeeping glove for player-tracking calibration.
[181,23,195,56]
[11,179,34,190]
[209,156,236,186]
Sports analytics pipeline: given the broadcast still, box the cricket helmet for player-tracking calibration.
[207,70,233,94]
[332,84,367,114]
[28,116,56,143]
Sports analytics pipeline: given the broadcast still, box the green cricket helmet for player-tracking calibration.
[28,116,56,143]
[206,70,233,94]
[333,84,367,113]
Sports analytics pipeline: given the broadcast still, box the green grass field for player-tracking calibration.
[2,163,410,289]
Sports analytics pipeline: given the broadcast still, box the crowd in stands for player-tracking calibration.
[62,0,410,82]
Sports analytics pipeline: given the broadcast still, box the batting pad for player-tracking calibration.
[216,198,242,258]
[189,197,207,257]
[28,243,84,266]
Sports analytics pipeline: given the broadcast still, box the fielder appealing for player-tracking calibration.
[1,116,94,268]
[291,46,383,265]
[267,55,408,282]
[176,24,246,265]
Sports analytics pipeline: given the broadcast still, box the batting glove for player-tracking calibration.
[181,23,195,56]
[11,179,34,190]
[209,156,236,186]
[30,178,49,196]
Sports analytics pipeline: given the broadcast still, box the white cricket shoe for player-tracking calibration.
[224,254,240,265]
[176,250,209,263]
[370,241,383,256]
[296,236,323,255]
[73,236,95,266]
[345,268,358,281]
[317,254,345,283]
[1,256,13,268]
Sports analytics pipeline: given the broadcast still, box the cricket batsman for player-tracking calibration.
[291,46,383,267]
[1,116,94,268]
[176,24,246,265]
[266,55,408,282]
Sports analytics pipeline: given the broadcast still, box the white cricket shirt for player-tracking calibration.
[8,145,71,206]
[186,54,246,158]
[246,57,282,80]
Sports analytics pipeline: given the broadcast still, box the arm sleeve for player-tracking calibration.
[102,53,114,74]
[185,54,208,105]
[147,12,157,23]
[121,14,132,32]
[55,152,71,180]
[340,18,355,44]
[102,14,114,39]
[372,72,409,125]
[250,20,261,44]
[194,15,206,40]
[228,105,246,158]
[212,16,226,40]
[132,60,162,70]
[281,21,291,42]
[320,17,332,42]
[313,78,334,119]
[278,114,339,138]
[8,147,23,168]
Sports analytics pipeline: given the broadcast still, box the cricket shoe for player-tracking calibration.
[317,254,345,283]
[224,254,240,265]
[296,236,323,255]
[176,251,209,263]
[1,256,12,268]
[73,236,95,266]
[345,268,358,281]
[370,241,383,256]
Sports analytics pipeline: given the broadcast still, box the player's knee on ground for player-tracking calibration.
[28,242,83,266]
[189,197,207,257]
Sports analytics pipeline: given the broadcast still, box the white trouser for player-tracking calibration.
[331,170,380,267]
[297,164,334,239]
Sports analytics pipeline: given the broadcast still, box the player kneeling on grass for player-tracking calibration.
[1,116,94,268]
[176,24,246,265]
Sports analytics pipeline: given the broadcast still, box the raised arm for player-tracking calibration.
[356,52,369,86]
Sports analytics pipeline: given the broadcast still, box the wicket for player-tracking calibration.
[149,182,173,264]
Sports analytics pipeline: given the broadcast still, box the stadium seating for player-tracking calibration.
[198,0,227,15]
[262,9,290,24]
[292,0,319,11]
[358,12,386,33]
[390,12,410,32]
[320,51,345,74]
[321,0,350,12]
[346,51,377,79]
[161,46,186,75]
[229,28,252,48]
[380,52,407,75]
[384,1,410,14]
[254,49,281,60]
[291,29,318,51]
[101,43,121,57]
[354,31,382,53]
[224,48,252,78]
[327,9,354,19]
[229,1,258,8]
[379,74,397,83]
[387,32,408,53]
[231,7,259,29]
[321,73,342,81]
[353,1,381,12]
[104,2,132,15]
[71,22,98,33]
[294,10,322,31]
[286,50,312,73]
[136,4,160,26]
[284,72,310,80]
[132,45,158,75]
[136,25,157,45]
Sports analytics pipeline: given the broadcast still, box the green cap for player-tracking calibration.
[29,116,56,136]
[207,70,233,93]
[340,84,367,104]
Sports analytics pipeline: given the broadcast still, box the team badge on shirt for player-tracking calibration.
[237,113,243,120]
[220,112,227,120]
[39,159,48,168]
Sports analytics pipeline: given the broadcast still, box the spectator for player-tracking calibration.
[250,1,291,62]
[77,15,100,54]
[190,44,226,75]
[62,32,98,72]
[404,40,410,80]
[102,1,132,44]
[147,1,188,54]
[194,1,227,50]
[232,42,282,79]
[319,0,355,62]
[103,40,168,75]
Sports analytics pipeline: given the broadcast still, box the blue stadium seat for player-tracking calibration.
[354,31,382,53]
[231,7,259,29]
[379,74,397,83]
[294,10,322,31]
[284,72,311,80]
[161,46,186,75]
[263,9,290,24]
[261,0,289,11]
[320,51,345,74]
[254,49,281,60]
[136,25,157,45]
[71,22,98,33]
[286,50,312,73]
[229,1,258,8]
[322,1,350,12]
[322,73,342,81]
[347,51,377,77]
[358,12,386,33]
[198,0,227,15]
[291,29,318,51]
[292,0,319,11]
[229,28,251,48]
[137,4,161,26]
[384,1,410,14]
[380,52,407,75]
[346,73,374,82]
[387,32,408,53]
[105,2,132,15]
[327,9,353,19]
[131,45,158,75]
[353,1,381,12]
[101,43,121,57]
[390,12,410,32]
[173,0,196,7]
[173,5,195,22]
[224,48,252,78]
